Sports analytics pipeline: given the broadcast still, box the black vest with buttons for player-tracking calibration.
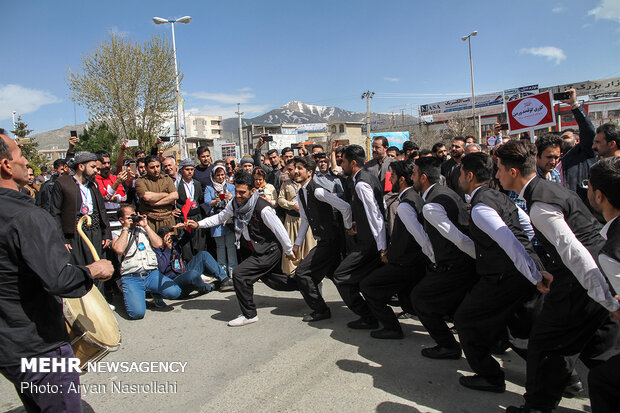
[523,177,604,283]
[245,197,280,255]
[423,184,472,266]
[351,169,385,251]
[601,218,620,265]
[299,180,340,242]
[388,187,425,266]
[469,185,541,276]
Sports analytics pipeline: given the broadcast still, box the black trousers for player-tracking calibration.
[589,353,620,413]
[524,279,620,410]
[454,271,535,381]
[232,246,298,319]
[331,249,382,320]
[360,261,425,332]
[293,239,342,313]
[410,262,477,348]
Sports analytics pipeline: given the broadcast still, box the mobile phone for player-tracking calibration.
[335,139,350,146]
[160,136,171,142]
[500,123,509,131]
[70,130,77,138]
[291,143,300,149]
[126,139,139,147]
[553,92,571,100]
[129,162,137,174]
[261,135,273,142]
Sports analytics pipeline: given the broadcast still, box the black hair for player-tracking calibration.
[596,123,620,148]
[53,158,67,169]
[461,152,494,183]
[311,144,324,152]
[293,156,316,175]
[535,134,563,157]
[157,226,174,239]
[335,146,346,155]
[342,144,366,168]
[281,147,293,156]
[266,149,279,157]
[95,150,110,162]
[116,203,135,219]
[135,149,146,157]
[453,136,466,145]
[414,157,442,184]
[372,136,389,148]
[389,160,414,186]
[234,170,254,189]
[196,146,210,157]
[387,146,400,154]
[0,135,12,161]
[144,155,160,165]
[136,157,146,165]
[285,158,296,165]
[589,157,620,210]
[419,149,432,156]
[431,142,446,153]
[253,166,266,178]
[402,141,416,152]
[495,140,537,176]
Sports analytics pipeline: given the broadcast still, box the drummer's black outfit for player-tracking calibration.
[0,187,94,413]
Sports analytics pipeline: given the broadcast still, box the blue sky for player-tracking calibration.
[2,0,620,134]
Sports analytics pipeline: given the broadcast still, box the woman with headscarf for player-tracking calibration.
[204,164,237,278]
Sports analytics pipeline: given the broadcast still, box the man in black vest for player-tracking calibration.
[586,157,620,413]
[187,171,298,327]
[410,156,478,360]
[333,145,387,329]
[495,141,620,413]
[176,159,207,260]
[360,160,433,339]
[454,152,551,393]
[291,156,353,322]
[50,152,111,293]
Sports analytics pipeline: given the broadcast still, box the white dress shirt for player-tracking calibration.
[295,181,352,247]
[395,187,435,263]
[421,184,476,259]
[353,170,387,251]
[197,200,293,255]
[471,201,543,285]
[599,216,620,296]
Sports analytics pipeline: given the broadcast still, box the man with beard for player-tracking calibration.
[187,171,298,327]
[586,157,620,413]
[410,156,477,360]
[38,158,68,212]
[535,134,562,184]
[360,160,434,339]
[495,141,620,413]
[95,150,129,230]
[313,152,344,196]
[50,152,112,292]
[20,166,39,199]
[291,156,352,322]
[442,137,466,189]
[332,144,387,329]
[364,136,395,193]
[432,142,448,162]
[135,155,178,233]
[193,146,214,190]
[592,123,620,159]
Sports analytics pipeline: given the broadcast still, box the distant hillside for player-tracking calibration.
[29,123,89,151]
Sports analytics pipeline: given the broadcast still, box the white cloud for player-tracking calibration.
[0,84,61,121]
[187,91,256,104]
[520,46,567,64]
[236,87,252,92]
[384,77,400,82]
[186,103,273,119]
[589,0,620,24]
[552,6,565,13]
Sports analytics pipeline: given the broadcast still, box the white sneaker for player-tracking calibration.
[108,303,116,311]
[201,274,216,283]
[227,315,258,327]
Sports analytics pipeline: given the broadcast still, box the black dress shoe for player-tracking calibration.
[347,317,379,330]
[219,277,234,292]
[420,345,462,360]
[302,310,331,322]
[370,328,404,340]
[459,375,505,393]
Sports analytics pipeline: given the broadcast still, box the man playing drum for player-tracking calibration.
[0,130,114,413]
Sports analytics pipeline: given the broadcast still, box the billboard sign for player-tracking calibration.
[506,91,556,134]
[370,132,409,150]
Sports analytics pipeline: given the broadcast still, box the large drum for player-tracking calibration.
[64,287,121,372]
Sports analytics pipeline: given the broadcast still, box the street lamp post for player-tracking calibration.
[361,91,375,159]
[153,15,191,158]
[461,30,478,142]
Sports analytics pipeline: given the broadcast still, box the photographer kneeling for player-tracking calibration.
[112,204,182,319]
[155,226,234,297]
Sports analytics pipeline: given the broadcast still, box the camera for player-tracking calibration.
[169,235,179,244]
[129,213,142,223]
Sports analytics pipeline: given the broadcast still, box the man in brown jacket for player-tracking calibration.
[135,155,178,232]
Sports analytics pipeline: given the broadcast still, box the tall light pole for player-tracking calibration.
[12,111,17,129]
[153,15,191,158]
[461,30,478,142]
[361,91,374,159]
[236,103,244,156]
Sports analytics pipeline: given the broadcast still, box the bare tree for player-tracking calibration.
[67,34,179,149]
[441,111,475,140]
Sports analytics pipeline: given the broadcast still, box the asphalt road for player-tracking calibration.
[1,282,592,413]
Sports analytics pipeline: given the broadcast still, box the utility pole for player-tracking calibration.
[12,111,17,129]
[236,103,244,156]
[461,30,478,142]
[361,91,374,159]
